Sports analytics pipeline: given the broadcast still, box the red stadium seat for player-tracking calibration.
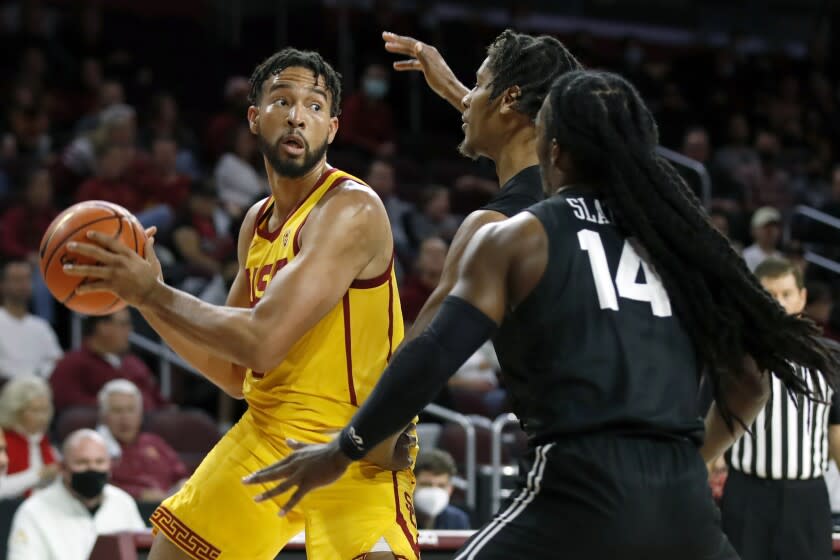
[54,406,99,443]
[145,408,221,472]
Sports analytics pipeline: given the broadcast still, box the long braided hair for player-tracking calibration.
[544,70,840,426]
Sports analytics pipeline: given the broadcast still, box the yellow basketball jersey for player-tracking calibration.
[242,167,404,441]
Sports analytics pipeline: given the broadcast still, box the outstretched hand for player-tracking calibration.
[382,31,466,109]
[243,438,352,516]
[64,226,162,307]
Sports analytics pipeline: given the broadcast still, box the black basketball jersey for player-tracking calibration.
[481,165,543,217]
[494,186,704,445]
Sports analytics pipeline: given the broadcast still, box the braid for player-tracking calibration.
[546,70,839,426]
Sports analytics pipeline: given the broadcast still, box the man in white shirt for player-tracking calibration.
[0,260,62,379]
[742,206,783,272]
[7,429,146,560]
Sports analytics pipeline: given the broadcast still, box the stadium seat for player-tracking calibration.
[53,406,99,444]
[145,408,221,472]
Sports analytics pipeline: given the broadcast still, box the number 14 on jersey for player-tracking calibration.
[577,229,672,317]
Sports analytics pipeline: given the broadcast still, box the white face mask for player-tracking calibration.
[414,486,450,518]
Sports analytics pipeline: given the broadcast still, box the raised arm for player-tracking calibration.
[243,212,548,513]
[383,31,469,112]
[65,185,390,378]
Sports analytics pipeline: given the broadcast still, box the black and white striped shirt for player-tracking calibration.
[726,367,840,480]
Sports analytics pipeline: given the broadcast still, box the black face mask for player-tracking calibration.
[70,470,107,499]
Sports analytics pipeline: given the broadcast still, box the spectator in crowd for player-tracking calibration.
[166,181,237,305]
[63,103,137,180]
[413,449,470,530]
[681,126,710,165]
[711,113,758,210]
[136,135,192,213]
[742,206,782,271]
[205,76,250,162]
[403,185,461,250]
[214,123,268,217]
[0,259,62,380]
[449,341,507,417]
[805,281,840,343]
[76,142,172,231]
[0,165,59,320]
[4,96,51,163]
[365,158,411,269]
[97,379,187,502]
[7,429,145,560]
[400,237,447,324]
[708,209,743,254]
[748,130,792,211]
[337,62,396,158]
[139,92,199,178]
[50,310,168,415]
[0,376,58,500]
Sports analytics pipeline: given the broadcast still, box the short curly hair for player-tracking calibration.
[248,48,343,117]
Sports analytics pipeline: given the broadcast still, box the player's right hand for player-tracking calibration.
[382,31,461,102]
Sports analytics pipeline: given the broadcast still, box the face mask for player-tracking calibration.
[70,470,107,499]
[414,486,449,518]
[363,78,389,99]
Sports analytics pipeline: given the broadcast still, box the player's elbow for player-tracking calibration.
[249,346,286,376]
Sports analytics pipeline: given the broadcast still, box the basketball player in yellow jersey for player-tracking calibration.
[63,48,419,560]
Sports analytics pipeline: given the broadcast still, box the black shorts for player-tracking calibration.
[455,434,737,560]
[721,469,832,560]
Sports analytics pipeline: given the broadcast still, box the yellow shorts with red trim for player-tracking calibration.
[150,411,418,560]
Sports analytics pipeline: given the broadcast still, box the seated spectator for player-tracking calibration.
[0,376,58,499]
[365,158,412,273]
[0,259,62,379]
[337,63,396,158]
[166,181,237,304]
[742,206,783,271]
[97,379,187,502]
[139,92,199,178]
[204,76,250,162]
[213,124,268,217]
[449,341,507,417]
[414,449,470,530]
[805,281,840,343]
[400,237,447,324]
[403,185,461,250]
[748,130,792,211]
[136,135,192,213]
[708,209,743,255]
[7,429,145,560]
[50,310,168,415]
[63,103,136,180]
[0,166,59,321]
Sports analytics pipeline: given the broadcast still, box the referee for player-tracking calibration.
[718,257,840,560]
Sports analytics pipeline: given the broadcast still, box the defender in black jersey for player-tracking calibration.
[378,29,580,337]
[246,72,840,559]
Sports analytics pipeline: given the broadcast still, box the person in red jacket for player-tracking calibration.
[97,379,187,503]
[0,376,58,499]
[50,309,168,415]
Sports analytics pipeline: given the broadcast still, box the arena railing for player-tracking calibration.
[655,145,711,209]
[490,412,521,515]
[788,205,840,275]
[69,315,478,509]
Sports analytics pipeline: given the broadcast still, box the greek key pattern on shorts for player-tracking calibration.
[151,505,221,560]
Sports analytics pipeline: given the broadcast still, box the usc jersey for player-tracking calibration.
[242,166,404,440]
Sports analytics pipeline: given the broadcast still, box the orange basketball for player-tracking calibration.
[39,201,146,316]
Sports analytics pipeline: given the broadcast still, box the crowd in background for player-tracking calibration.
[0,0,839,554]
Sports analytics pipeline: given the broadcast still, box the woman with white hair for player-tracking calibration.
[0,375,58,499]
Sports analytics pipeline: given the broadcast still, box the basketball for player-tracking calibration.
[39,201,146,316]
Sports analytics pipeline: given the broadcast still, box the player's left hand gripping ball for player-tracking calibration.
[64,228,163,307]
[243,438,351,516]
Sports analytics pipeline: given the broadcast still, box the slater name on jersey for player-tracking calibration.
[566,197,612,225]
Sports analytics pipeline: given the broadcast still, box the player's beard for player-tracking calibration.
[457,132,479,161]
[257,132,329,179]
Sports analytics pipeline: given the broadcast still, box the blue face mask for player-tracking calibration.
[363,78,389,99]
